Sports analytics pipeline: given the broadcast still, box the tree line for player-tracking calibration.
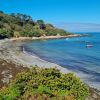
[0,11,71,39]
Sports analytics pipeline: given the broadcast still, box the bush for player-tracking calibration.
[0,67,89,100]
[0,28,13,38]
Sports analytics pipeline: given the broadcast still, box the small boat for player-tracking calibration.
[66,38,69,40]
[86,44,93,48]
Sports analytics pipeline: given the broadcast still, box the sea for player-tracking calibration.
[23,32,100,89]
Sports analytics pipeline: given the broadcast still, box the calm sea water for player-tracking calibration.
[24,32,100,89]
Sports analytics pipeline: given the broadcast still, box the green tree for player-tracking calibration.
[0,21,3,28]
[0,11,4,13]
[0,28,13,38]
[37,20,44,25]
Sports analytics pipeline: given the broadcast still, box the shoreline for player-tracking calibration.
[10,34,82,41]
[0,36,100,99]
[0,33,86,75]
[22,40,100,90]
[0,35,100,86]
[0,38,72,87]
[0,38,72,72]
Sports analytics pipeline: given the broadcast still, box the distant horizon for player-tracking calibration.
[54,22,100,32]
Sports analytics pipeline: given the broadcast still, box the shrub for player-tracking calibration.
[0,67,89,100]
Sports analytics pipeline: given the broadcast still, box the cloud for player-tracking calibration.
[54,22,100,32]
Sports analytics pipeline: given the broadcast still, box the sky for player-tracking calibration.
[0,0,100,32]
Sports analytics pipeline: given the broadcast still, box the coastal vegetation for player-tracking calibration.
[0,11,71,39]
[0,67,89,100]
[0,10,89,100]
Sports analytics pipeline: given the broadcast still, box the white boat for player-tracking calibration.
[66,38,69,40]
[86,44,93,47]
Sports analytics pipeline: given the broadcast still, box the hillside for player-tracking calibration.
[0,11,71,39]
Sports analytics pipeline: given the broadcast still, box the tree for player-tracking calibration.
[37,20,44,25]
[40,24,46,30]
[0,11,4,13]
[14,31,20,38]
[10,13,16,17]
[0,21,3,28]
[0,28,13,38]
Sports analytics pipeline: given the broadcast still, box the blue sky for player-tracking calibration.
[0,0,100,32]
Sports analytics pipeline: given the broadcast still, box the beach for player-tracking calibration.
[0,34,81,69]
[0,38,72,70]
[0,35,77,87]
[0,34,99,85]
[0,36,100,99]
[0,34,89,87]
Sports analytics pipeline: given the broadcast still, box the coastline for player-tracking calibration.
[10,34,81,41]
[0,37,73,87]
[0,34,83,74]
[0,34,83,86]
[0,38,71,72]
[0,35,99,86]
[0,36,100,99]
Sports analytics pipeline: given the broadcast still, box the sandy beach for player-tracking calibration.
[10,34,81,41]
[0,38,71,71]
[0,37,72,87]
[0,34,81,72]
[0,34,86,86]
